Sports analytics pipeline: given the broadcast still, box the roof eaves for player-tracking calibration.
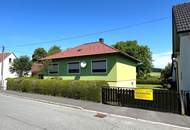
[106,44,140,63]
[177,29,190,34]
[118,51,140,63]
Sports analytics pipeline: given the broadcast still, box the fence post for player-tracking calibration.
[186,92,190,115]
[101,87,103,103]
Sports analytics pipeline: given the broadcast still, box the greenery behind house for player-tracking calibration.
[112,40,153,78]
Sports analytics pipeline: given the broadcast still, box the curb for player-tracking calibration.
[0,93,84,110]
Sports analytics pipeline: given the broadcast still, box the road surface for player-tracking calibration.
[0,94,188,130]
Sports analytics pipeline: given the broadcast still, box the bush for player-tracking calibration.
[7,78,108,102]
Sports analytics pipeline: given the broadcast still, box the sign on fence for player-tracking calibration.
[134,89,153,101]
[102,87,181,114]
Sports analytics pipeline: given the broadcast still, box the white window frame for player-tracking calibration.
[48,63,59,75]
[67,61,80,74]
[91,59,107,74]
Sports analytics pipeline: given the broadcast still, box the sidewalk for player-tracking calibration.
[1,90,190,128]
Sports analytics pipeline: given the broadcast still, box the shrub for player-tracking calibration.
[7,78,108,102]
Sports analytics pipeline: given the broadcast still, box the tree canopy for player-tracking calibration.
[10,56,32,77]
[47,45,61,56]
[32,48,47,62]
[112,40,153,78]
[161,63,172,82]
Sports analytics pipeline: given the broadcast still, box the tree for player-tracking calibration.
[32,48,47,62]
[161,63,172,83]
[112,40,153,78]
[10,56,32,77]
[47,45,61,56]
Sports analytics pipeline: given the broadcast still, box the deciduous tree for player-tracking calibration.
[10,56,32,77]
[32,48,47,62]
[112,40,153,78]
[47,45,61,56]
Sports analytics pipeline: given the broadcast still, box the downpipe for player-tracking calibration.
[173,58,185,115]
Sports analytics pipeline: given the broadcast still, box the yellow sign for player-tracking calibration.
[134,89,153,101]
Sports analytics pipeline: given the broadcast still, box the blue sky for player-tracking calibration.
[0,0,189,68]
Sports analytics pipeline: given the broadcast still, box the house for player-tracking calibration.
[31,63,44,76]
[172,3,190,91]
[0,52,17,89]
[42,38,139,87]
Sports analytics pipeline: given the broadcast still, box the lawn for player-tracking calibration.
[136,84,164,89]
[149,72,161,78]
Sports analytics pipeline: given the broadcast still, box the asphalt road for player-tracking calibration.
[0,94,189,130]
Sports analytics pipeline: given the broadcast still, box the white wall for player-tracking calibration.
[179,33,190,91]
[0,53,17,89]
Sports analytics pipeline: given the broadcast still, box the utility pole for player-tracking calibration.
[1,46,4,90]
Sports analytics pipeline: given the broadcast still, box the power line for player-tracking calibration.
[5,48,33,55]
[1,46,5,89]
[14,16,170,48]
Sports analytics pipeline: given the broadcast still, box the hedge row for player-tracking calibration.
[137,78,161,85]
[7,78,108,102]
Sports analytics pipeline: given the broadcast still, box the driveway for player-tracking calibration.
[0,93,189,130]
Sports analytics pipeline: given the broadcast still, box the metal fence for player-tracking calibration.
[102,87,181,114]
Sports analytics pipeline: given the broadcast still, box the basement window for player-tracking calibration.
[68,62,80,74]
[48,64,59,74]
[92,59,107,73]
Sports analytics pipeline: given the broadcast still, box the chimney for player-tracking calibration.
[99,38,104,43]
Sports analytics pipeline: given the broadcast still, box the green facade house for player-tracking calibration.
[42,38,139,87]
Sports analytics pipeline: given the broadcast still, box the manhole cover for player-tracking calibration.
[94,113,107,118]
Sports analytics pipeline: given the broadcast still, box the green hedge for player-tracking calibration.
[7,78,108,102]
[137,78,161,85]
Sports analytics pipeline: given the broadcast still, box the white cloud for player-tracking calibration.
[153,51,172,68]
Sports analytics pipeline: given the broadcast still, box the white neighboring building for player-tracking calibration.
[0,52,17,89]
[172,3,190,91]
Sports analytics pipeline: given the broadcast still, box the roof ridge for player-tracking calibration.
[173,2,190,7]
[79,41,99,46]
[172,2,190,8]
[62,41,99,51]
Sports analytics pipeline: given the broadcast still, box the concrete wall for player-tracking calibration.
[179,33,190,91]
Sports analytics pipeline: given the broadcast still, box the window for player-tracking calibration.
[92,59,107,73]
[9,58,12,63]
[68,62,80,74]
[48,64,59,74]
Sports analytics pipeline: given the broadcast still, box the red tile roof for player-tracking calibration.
[43,41,139,63]
[0,53,11,62]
